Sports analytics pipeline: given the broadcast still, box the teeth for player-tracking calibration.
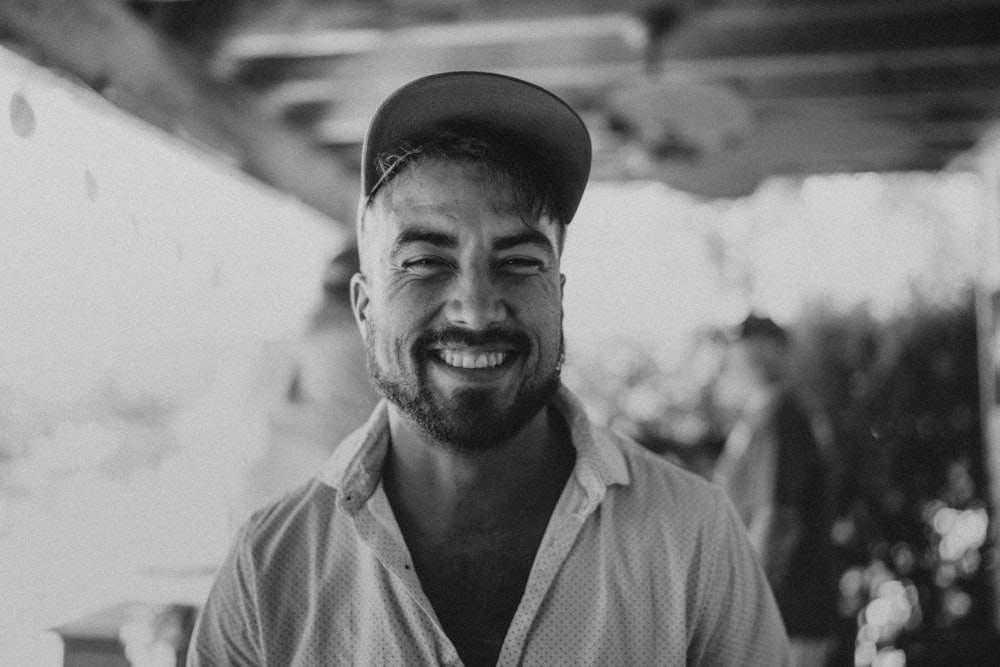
[439,349,508,369]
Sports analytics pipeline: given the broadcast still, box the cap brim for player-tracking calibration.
[362,71,592,223]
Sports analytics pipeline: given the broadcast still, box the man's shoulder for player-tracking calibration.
[237,477,340,558]
[558,387,721,498]
[586,424,750,573]
[594,422,728,512]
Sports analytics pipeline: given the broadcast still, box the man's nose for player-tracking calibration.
[444,269,507,329]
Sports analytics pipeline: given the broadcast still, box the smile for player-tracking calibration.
[437,348,509,369]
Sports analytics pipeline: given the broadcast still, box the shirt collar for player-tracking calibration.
[318,384,630,515]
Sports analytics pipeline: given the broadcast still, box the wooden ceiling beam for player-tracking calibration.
[752,89,1000,119]
[656,45,1000,81]
[248,45,1000,113]
[216,12,646,62]
[0,0,359,227]
[657,1,1000,60]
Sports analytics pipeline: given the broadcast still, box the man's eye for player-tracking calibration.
[500,257,545,274]
[403,257,451,274]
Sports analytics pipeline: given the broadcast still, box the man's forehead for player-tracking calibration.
[379,157,511,205]
[377,208,562,251]
[379,159,484,205]
[388,219,559,252]
[369,163,560,239]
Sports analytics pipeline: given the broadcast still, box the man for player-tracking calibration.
[244,245,381,510]
[712,315,838,666]
[188,71,789,666]
[290,244,380,431]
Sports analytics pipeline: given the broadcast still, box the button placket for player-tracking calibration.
[495,476,595,667]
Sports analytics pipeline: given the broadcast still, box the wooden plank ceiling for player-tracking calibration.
[4,0,1000,210]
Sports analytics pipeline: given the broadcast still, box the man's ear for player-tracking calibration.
[350,272,371,338]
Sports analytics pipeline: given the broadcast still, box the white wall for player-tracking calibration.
[0,46,345,403]
[0,46,345,666]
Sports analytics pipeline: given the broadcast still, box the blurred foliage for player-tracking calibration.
[565,332,727,477]
[794,291,996,665]
[570,287,997,665]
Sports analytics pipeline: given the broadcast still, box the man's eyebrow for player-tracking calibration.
[391,228,458,256]
[493,229,556,256]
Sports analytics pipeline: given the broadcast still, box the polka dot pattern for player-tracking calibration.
[188,387,790,666]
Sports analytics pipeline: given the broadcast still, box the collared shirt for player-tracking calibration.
[188,386,790,666]
[713,386,837,637]
[712,386,781,531]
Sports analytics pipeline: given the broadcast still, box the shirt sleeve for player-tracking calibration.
[687,487,792,667]
[187,525,263,667]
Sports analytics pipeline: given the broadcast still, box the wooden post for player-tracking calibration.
[974,131,1000,633]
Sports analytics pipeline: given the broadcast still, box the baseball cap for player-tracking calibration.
[361,71,592,224]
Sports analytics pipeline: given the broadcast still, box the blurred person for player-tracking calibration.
[243,245,380,509]
[713,314,839,666]
[290,244,380,423]
[189,71,790,666]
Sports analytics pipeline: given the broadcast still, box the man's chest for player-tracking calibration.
[407,523,545,667]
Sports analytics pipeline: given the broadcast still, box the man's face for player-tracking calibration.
[352,159,566,450]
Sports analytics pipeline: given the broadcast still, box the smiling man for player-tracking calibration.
[359,156,565,449]
[188,72,790,667]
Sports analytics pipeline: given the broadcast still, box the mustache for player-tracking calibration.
[416,327,531,351]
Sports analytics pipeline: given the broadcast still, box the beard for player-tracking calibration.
[364,322,563,451]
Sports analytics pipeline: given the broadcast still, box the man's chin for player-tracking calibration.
[419,378,561,450]
[447,384,499,410]
[427,424,508,452]
[419,392,526,449]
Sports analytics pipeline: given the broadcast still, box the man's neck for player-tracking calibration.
[381,404,575,667]
[383,404,574,543]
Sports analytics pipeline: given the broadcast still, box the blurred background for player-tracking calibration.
[2,1,1000,666]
